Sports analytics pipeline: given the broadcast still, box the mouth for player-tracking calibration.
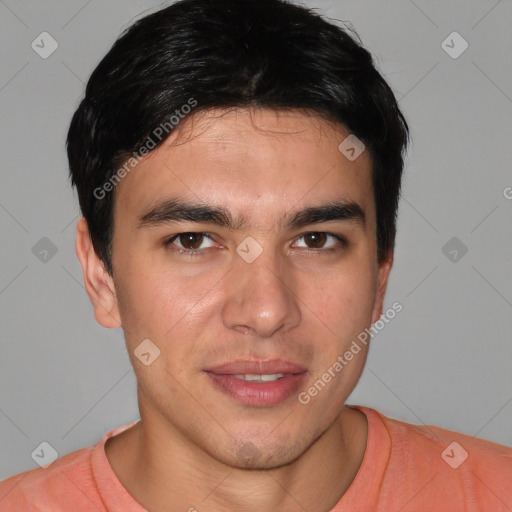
[204,359,308,407]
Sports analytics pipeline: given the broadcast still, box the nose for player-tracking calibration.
[221,247,301,338]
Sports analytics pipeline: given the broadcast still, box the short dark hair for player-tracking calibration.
[67,0,409,275]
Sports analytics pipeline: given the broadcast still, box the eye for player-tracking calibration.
[166,232,216,251]
[292,232,346,250]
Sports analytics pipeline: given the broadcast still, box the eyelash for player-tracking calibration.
[164,232,349,256]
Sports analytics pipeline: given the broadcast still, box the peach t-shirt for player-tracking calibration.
[1,405,511,511]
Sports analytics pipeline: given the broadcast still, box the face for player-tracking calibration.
[80,108,392,469]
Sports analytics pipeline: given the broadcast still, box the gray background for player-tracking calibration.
[1,0,511,478]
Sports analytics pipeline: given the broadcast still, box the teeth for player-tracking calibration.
[234,373,285,382]
[259,373,285,382]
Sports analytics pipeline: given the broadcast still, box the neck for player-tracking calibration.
[105,406,367,512]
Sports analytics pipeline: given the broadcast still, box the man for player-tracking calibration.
[1,0,510,510]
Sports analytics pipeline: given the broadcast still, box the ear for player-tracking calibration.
[371,250,394,324]
[75,217,121,328]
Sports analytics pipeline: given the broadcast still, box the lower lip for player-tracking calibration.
[205,372,307,407]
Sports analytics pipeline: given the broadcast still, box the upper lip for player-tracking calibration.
[205,359,307,375]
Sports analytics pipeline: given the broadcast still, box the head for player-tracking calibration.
[68,0,409,469]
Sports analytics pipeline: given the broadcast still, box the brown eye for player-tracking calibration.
[177,233,205,249]
[165,232,216,256]
[303,232,327,248]
[292,232,345,250]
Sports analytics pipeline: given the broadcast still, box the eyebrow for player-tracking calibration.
[136,197,366,231]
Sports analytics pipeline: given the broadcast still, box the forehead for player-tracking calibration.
[113,108,375,227]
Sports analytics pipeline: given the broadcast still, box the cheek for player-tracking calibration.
[304,262,377,339]
[114,253,224,341]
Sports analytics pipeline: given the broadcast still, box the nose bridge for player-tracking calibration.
[222,243,301,337]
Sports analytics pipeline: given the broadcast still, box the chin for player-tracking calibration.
[207,434,312,471]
